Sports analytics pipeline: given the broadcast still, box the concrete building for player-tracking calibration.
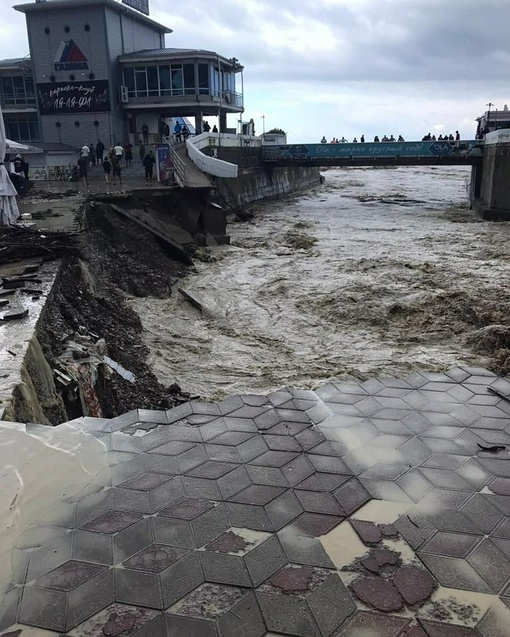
[0,0,244,152]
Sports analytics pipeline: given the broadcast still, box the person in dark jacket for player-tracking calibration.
[143,150,156,186]
[96,140,105,165]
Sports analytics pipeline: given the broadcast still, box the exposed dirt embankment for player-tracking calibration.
[38,203,190,421]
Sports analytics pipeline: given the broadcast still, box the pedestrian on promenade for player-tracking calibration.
[398,135,405,142]
[360,135,365,142]
[89,143,96,166]
[103,155,111,187]
[111,155,122,187]
[374,136,380,142]
[352,137,358,142]
[81,143,90,160]
[212,124,218,133]
[141,123,149,144]
[203,121,211,133]
[124,140,133,167]
[114,142,124,162]
[455,131,460,141]
[320,136,327,143]
[96,139,105,165]
[143,150,156,186]
[138,140,145,164]
[77,154,89,189]
[174,120,182,143]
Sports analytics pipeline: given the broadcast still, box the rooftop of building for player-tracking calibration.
[14,0,172,34]
[119,48,244,69]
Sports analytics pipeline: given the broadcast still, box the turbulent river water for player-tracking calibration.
[128,166,510,401]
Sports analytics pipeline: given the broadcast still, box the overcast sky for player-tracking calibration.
[4,0,510,142]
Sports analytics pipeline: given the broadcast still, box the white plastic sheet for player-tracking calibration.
[0,105,20,225]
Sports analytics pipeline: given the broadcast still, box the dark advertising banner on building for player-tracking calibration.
[122,0,150,15]
[37,80,110,115]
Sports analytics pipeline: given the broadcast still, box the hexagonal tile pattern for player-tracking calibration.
[9,368,510,636]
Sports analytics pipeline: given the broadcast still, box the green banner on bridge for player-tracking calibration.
[263,140,482,162]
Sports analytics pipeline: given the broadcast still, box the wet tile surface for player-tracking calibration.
[8,366,510,635]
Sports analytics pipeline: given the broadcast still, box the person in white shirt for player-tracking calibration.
[81,144,90,158]
[114,143,124,159]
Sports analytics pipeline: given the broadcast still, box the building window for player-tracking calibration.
[123,62,205,98]
[183,64,194,95]
[171,66,183,95]
[147,66,158,96]
[5,115,40,142]
[135,66,147,97]
[1,75,36,106]
[158,65,171,96]
[124,67,135,96]
[198,63,209,94]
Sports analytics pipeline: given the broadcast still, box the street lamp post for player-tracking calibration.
[261,115,265,135]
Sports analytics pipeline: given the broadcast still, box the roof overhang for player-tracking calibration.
[14,0,172,34]
[119,51,243,70]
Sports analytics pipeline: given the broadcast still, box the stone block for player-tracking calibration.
[115,546,203,610]
[19,560,113,632]
[158,499,229,547]
[256,564,355,636]
[165,584,265,637]
[68,603,165,637]
[199,528,286,587]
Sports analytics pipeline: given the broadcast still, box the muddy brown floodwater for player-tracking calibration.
[128,165,510,401]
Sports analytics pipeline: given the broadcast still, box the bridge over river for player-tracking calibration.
[262,140,483,167]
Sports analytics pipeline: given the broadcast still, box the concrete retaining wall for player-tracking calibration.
[473,130,510,219]
[214,164,322,208]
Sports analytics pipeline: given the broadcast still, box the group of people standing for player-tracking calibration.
[320,131,461,144]
[321,134,404,144]
[422,131,460,141]
[76,139,156,189]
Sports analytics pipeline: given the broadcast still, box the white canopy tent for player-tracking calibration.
[6,139,43,154]
[0,106,20,225]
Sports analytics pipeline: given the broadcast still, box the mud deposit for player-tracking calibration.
[38,203,189,420]
[129,166,510,401]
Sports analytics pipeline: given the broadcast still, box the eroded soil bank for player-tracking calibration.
[35,202,191,423]
[128,166,510,401]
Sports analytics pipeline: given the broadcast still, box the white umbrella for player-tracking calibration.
[6,139,42,154]
[0,106,20,225]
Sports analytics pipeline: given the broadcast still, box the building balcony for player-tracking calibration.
[121,90,243,114]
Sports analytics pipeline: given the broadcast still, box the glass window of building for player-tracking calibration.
[135,66,147,97]
[5,115,40,142]
[171,65,183,95]
[183,63,194,95]
[198,63,209,94]
[159,65,171,96]
[147,66,158,96]
[124,67,135,96]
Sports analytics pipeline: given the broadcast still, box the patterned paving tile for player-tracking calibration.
[417,553,492,593]
[10,368,510,636]
[466,538,510,593]
[420,532,481,558]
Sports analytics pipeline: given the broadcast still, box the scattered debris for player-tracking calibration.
[0,226,79,266]
[477,443,506,453]
[104,355,136,384]
[487,384,510,403]
[1,308,28,321]
[179,287,203,312]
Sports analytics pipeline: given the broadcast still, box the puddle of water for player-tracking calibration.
[418,586,496,627]
[351,500,411,524]
[0,421,108,597]
[320,520,367,569]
